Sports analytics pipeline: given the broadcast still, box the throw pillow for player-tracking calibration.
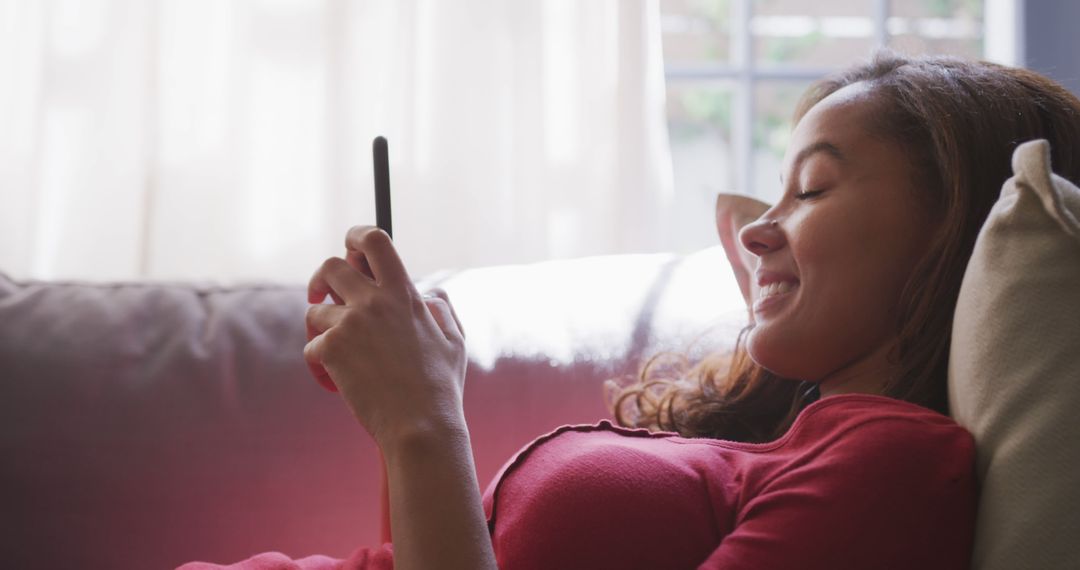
[948,139,1080,570]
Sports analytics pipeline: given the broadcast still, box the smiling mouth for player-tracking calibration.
[759,280,797,300]
[754,280,799,314]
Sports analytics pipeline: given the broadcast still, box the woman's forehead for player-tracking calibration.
[796,83,880,138]
[785,83,885,171]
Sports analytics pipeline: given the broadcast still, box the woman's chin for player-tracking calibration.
[745,327,811,380]
[745,327,780,370]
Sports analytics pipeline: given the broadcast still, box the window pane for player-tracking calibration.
[753,0,874,67]
[659,0,731,65]
[888,0,983,59]
[752,81,812,204]
[666,82,736,249]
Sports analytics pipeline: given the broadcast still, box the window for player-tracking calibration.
[659,0,989,252]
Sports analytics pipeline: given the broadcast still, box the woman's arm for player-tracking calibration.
[383,420,496,570]
[304,226,496,570]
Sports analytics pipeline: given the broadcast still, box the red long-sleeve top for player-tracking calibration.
[180,393,977,569]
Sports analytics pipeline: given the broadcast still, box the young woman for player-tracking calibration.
[181,53,1080,569]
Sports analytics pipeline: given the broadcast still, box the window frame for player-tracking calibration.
[663,0,1017,198]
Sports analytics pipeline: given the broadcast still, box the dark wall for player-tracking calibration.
[1025,1,1080,97]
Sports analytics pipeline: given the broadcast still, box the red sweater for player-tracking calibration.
[179,394,977,569]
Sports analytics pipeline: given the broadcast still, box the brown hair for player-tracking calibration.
[611,51,1080,443]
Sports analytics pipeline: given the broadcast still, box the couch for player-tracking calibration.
[0,244,747,569]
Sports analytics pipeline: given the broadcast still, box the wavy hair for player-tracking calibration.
[610,51,1080,442]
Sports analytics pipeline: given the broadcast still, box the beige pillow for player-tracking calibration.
[949,139,1080,570]
[714,193,770,311]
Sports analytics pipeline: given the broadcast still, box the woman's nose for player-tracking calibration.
[739,217,785,257]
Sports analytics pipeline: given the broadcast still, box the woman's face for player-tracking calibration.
[739,82,936,395]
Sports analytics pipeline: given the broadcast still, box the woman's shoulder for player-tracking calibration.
[795,392,971,438]
[783,393,976,475]
[487,393,974,484]
[508,393,972,455]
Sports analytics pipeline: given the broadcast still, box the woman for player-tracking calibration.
[181,53,1080,569]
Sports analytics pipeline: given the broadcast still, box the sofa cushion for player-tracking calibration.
[0,275,380,569]
[420,246,748,371]
[0,246,748,568]
[948,139,1080,570]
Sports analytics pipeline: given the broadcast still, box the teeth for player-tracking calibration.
[759,281,797,300]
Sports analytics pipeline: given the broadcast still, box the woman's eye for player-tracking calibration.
[795,189,824,201]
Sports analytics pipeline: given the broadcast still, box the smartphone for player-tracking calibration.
[373,136,392,239]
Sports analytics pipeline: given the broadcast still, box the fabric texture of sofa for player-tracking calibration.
[0,245,746,569]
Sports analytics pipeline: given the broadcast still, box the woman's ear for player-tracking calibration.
[715,193,772,308]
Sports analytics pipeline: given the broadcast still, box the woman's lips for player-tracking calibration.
[753,280,799,316]
[755,269,799,287]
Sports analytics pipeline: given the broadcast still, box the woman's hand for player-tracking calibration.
[304,227,497,570]
[303,226,467,447]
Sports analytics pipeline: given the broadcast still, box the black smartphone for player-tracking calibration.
[373,136,392,239]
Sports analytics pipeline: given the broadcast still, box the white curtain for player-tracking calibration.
[0,0,674,285]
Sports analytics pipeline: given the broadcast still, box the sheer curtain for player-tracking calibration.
[0,0,674,284]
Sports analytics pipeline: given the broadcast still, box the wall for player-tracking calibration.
[1024,1,1080,97]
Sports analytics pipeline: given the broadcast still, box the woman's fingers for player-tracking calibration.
[424,288,465,340]
[304,226,433,398]
[302,334,339,393]
[304,263,363,393]
[304,303,350,393]
[345,226,416,295]
[308,256,371,305]
[305,303,345,339]
[423,297,458,343]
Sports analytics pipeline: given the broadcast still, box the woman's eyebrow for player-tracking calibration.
[780,140,845,184]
